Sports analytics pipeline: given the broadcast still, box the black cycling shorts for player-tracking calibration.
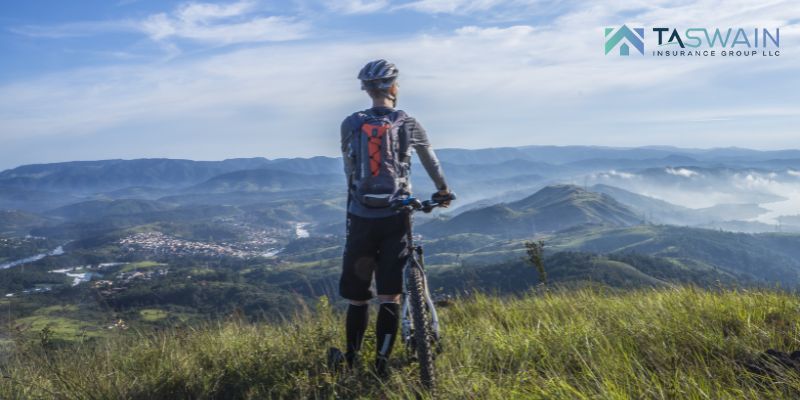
[339,212,409,301]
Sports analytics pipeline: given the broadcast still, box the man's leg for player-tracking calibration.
[345,299,369,367]
[374,294,401,376]
[339,213,378,367]
[373,213,409,376]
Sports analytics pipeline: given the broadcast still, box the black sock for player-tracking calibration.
[345,304,369,362]
[375,302,400,360]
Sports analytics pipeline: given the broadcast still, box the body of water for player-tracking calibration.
[0,245,64,270]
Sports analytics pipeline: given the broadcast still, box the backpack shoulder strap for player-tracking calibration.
[393,110,411,163]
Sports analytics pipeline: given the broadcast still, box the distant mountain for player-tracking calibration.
[435,146,677,165]
[0,157,341,193]
[183,169,340,194]
[436,146,800,166]
[0,159,261,192]
[566,155,702,171]
[0,187,86,213]
[422,184,642,237]
[633,146,800,162]
[431,159,559,181]
[261,157,341,175]
[1,146,798,228]
[46,199,177,220]
[101,186,177,200]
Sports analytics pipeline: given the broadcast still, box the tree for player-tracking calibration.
[524,240,547,286]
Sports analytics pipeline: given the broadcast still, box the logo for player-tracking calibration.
[605,25,781,58]
[605,25,645,56]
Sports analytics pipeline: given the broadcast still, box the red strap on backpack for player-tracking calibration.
[361,122,389,176]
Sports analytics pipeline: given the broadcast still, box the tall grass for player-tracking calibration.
[3,287,800,399]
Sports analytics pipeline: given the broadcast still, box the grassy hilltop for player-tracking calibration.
[4,287,800,399]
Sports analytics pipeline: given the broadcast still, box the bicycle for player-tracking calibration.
[391,192,456,389]
[327,192,455,389]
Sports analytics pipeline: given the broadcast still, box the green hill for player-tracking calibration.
[430,251,740,292]
[549,225,800,286]
[0,210,52,235]
[46,199,177,220]
[420,221,800,288]
[422,184,642,237]
[4,288,800,399]
[183,169,339,193]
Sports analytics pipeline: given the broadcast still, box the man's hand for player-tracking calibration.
[433,189,453,207]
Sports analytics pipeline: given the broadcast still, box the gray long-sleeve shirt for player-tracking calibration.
[341,106,448,218]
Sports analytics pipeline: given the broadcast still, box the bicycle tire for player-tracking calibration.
[408,262,435,389]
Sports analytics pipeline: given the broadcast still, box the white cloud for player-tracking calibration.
[733,172,779,189]
[139,1,309,44]
[9,20,139,38]
[601,170,637,179]
[177,1,256,22]
[11,1,309,45]
[324,0,389,14]
[397,0,506,14]
[666,168,699,178]
[140,14,308,44]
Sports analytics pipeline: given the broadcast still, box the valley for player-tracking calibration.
[1,144,800,349]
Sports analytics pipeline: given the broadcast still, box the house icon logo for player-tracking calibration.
[605,25,645,56]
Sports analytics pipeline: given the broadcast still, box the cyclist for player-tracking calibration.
[333,59,452,377]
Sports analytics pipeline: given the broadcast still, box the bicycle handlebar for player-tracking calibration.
[390,192,457,213]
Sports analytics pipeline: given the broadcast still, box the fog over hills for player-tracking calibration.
[1,145,798,232]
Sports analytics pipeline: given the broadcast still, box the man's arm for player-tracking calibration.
[405,117,448,192]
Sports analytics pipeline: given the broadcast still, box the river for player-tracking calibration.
[0,245,65,270]
[295,223,310,239]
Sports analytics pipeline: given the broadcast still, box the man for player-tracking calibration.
[332,59,451,377]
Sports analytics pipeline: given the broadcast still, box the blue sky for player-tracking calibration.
[0,0,798,170]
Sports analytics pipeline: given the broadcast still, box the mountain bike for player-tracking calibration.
[391,192,456,389]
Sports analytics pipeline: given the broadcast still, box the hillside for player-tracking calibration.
[4,288,800,399]
[0,158,268,192]
[422,185,642,237]
[46,199,177,220]
[183,169,340,194]
[430,251,741,292]
[548,225,800,286]
[590,184,698,225]
[0,210,52,235]
[593,184,771,226]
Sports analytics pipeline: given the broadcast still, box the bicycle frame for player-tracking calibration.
[400,208,441,347]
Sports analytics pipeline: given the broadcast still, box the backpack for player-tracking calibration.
[346,109,411,208]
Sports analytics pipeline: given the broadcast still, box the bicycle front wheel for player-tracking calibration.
[408,262,435,389]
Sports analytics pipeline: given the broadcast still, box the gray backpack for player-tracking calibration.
[346,110,410,208]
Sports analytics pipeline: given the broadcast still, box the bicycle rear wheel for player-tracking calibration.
[408,262,435,389]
